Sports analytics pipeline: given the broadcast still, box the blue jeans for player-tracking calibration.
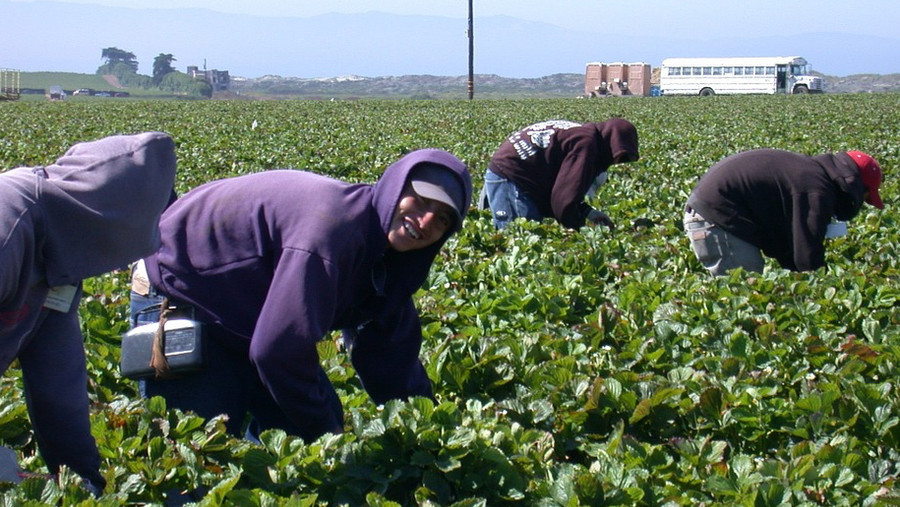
[683,209,764,276]
[129,288,317,441]
[483,168,544,229]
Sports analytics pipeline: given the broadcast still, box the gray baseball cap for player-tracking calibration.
[409,163,465,225]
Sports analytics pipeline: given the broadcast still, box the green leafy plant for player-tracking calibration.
[0,93,897,504]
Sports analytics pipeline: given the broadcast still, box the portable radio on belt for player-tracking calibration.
[120,303,206,379]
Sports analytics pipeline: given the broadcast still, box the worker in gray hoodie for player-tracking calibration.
[0,132,177,494]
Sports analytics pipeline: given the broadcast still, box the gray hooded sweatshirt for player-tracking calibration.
[0,132,176,490]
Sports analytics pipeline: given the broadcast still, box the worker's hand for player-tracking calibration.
[587,209,615,229]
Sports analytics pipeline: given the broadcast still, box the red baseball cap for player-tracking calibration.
[847,151,884,209]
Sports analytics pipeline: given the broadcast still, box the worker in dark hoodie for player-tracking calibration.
[0,132,177,494]
[684,149,885,275]
[481,118,640,229]
[129,149,472,443]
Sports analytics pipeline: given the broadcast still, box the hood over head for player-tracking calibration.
[372,149,472,295]
[373,149,472,235]
[33,132,176,285]
[595,118,640,166]
[817,152,868,222]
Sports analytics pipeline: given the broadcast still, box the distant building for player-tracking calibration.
[584,62,652,97]
[1,68,21,101]
[187,66,230,91]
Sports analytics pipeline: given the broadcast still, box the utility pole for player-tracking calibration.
[467,0,474,99]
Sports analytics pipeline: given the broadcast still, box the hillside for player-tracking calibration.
[227,73,587,99]
[823,73,900,93]
[17,72,185,98]
[229,72,900,99]
[14,71,900,100]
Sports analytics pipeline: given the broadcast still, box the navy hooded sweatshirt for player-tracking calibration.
[686,149,867,271]
[144,149,472,441]
[0,132,177,490]
[488,118,640,228]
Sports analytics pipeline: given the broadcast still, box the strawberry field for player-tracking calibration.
[1,93,899,505]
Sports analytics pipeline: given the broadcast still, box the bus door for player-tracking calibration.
[776,65,787,93]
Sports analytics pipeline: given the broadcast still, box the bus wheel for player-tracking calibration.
[793,85,809,94]
[699,88,715,96]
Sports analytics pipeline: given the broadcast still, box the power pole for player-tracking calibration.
[467,0,474,99]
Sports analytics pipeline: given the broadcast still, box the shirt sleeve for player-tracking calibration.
[346,298,433,404]
[791,192,830,271]
[17,287,106,489]
[247,248,344,441]
[550,140,599,228]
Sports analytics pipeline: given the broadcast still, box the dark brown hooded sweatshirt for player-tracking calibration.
[686,149,866,271]
[488,118,640,228]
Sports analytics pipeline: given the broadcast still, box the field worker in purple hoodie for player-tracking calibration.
[684,149,885,276]
[482,118,640,229]
[0,132,177,494]
[130,148,472,442]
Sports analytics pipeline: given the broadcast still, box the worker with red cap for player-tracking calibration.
[683,149,884,275]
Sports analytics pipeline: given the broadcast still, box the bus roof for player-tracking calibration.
[661,56,807,67]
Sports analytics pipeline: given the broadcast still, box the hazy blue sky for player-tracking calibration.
[3,0,898,77]
[8,0,899,40]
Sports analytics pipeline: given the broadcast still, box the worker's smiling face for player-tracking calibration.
[387,184,454,252]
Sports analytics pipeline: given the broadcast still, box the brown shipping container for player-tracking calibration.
[627,62,652,96]
[584,62,608,96]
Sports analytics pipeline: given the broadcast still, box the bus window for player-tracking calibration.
[765,67,775,75]
[755,66,764,75]
[744,67,753,75]
[702,67,712,75]
[734,67,743,75]
[724,67,733,74]
[692,67,702,76]
[713,67,723,75]
[668,67,680,76]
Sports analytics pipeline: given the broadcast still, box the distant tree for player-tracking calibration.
[100,47,139,73]
[159,71,213,98]
[192,79,214,99]
[152,54,177,85]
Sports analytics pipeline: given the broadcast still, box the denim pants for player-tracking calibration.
[482,168,545,229]
[129,278,314,441]
[683,208,764,276]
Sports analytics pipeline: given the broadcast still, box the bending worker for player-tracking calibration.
[684,149,884,275]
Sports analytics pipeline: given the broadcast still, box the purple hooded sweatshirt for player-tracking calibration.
[489,118,640,228]
[144,149,472,440]
[0,132,177,490]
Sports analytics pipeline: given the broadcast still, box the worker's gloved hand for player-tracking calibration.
[587,209,615,229]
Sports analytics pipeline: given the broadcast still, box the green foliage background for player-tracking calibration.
[0,94,898,505]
